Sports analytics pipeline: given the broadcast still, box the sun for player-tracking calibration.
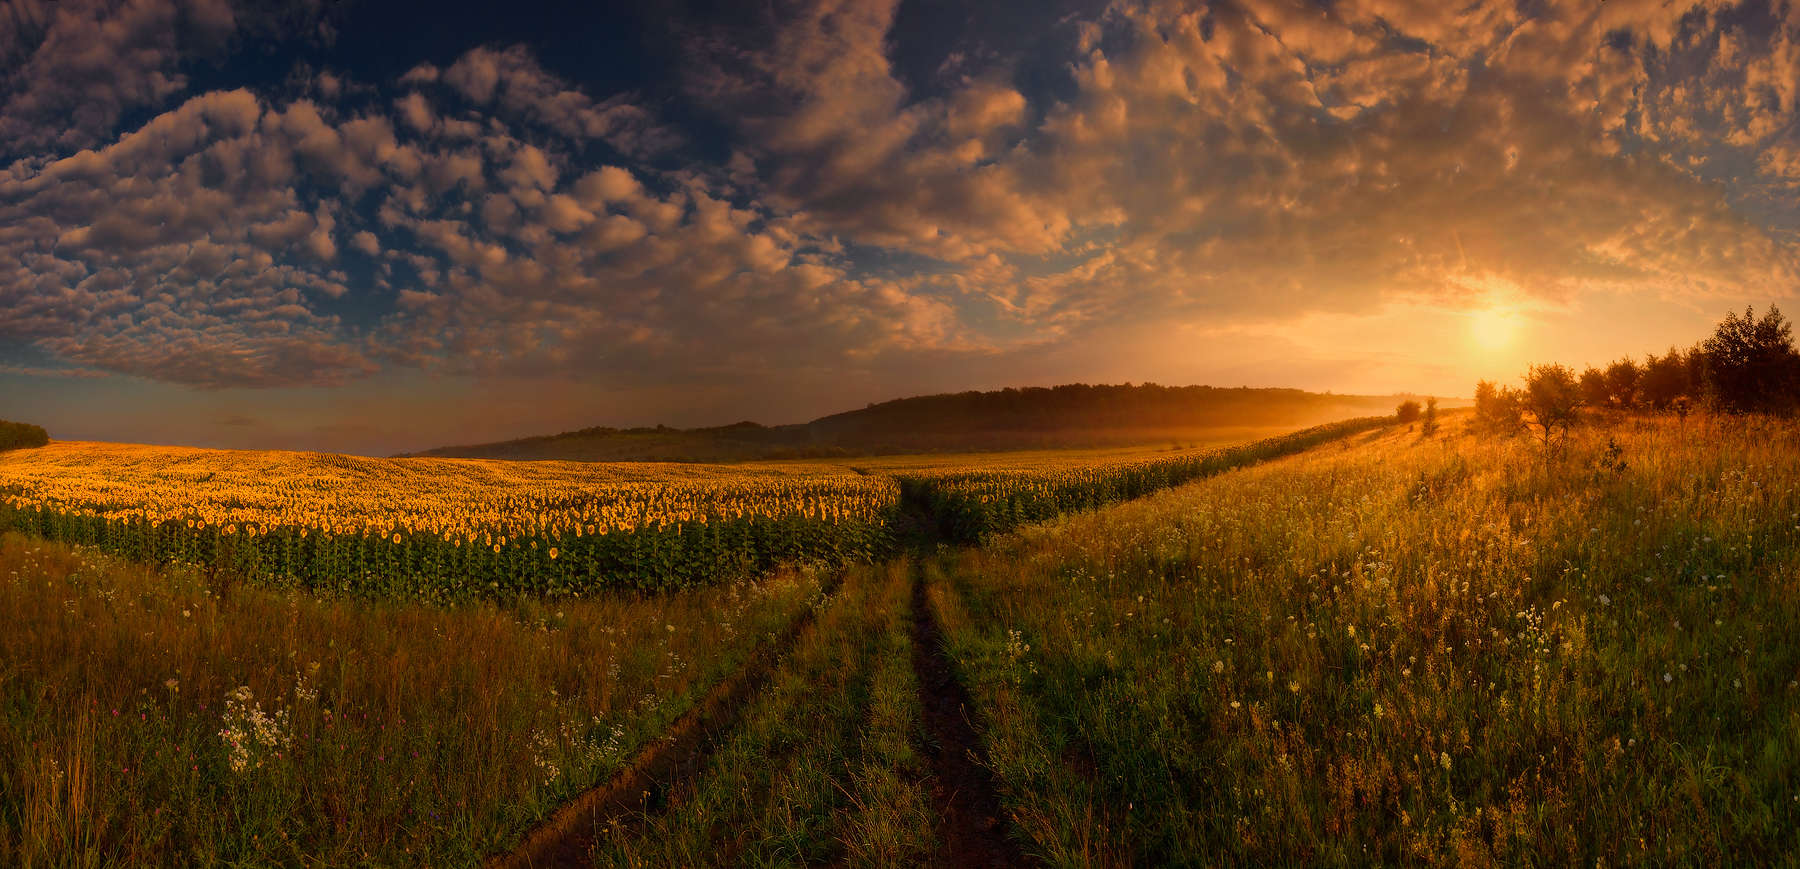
[1468,306,1522,350]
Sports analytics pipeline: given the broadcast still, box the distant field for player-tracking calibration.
[830,424,1304,473]
[0,422,1375,596]
[407,382,1431,463]
[0,442,899,594]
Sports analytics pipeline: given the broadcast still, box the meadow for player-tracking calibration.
[4,411,1797,866]
[929,413,1800,864]
[0,532,826,867]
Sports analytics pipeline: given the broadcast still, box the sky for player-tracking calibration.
[3,0,1799,455]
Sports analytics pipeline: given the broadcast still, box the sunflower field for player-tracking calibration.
[0,444,898,596]
[0,419,1392,597]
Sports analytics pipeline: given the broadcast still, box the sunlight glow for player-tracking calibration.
[1468,307,1522,350]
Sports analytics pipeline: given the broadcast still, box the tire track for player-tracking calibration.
[910,564,1037,868]
[488,569,847,869]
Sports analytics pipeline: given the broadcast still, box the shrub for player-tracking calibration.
[1522,364,1584,448]
[1395,400,1422,423]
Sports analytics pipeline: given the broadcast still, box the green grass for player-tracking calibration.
[928,414,1800,865]
[591,559,936,867]
[0,533,822,866]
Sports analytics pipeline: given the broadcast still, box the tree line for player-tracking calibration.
[0,420,49,452]
[1473,306,1800,444]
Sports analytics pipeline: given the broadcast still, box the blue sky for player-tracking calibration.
[3,0,1798,454]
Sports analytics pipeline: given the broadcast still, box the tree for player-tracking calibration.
[1702,306,1800,413]
[0,420,49,452]
[1521,364,1584,448]
[1396,400,1422,423]
[1639,348,1693,409]
[1473,380,1523,435]
[1604,358,1641,409]
[1579,367,1610,408]
[1420,397,1439,437]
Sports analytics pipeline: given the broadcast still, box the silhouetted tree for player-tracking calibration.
[1396,400,1422,423]
[1702,306,1800,413]
[1604,358,1641,409]
[1639,348,1693,409]
[1579,367,1610,408]
[1522,364,1584,449]
[0,420,49,452]
[1420,397,1439,437]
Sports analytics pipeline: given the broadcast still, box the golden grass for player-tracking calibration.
[0,533,821,866]
[931,414,1800,865]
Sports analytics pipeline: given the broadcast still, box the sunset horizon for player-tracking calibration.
[6,0,1798,454]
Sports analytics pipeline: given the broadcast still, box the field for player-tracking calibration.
[4,412,1798,865]
[929,414,1800,864]
[0,422,1379,598]
[0,534,825,866]
[0,443,900,595]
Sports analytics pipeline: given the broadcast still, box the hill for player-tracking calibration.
[406,383,1441,461]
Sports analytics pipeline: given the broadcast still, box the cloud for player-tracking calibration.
[684,0,1800,344]
[0,0,326,159]
[407,44,680,158]
[4,1,1799,407]
[1,41,964,392]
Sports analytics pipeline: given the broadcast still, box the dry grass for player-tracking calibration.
[0,533,820,866]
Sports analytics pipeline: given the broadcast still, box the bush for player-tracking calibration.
[0,420,48,452]
[1395,400,1422,423]
[1522,364,1584,448]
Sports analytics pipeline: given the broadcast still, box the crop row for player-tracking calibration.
[0,498,894,596]
[901,417,1393,543]
[0,420,1389,595]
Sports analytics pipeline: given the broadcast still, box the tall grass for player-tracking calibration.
[931,414,1800,865]
[0,533,821,866]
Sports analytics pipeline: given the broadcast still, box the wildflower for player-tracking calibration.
[217,686,291,774]
[1213,660,1225,674]
[548,547,559,560]
[164,678,179,692]
[1663,672,1672,683]
[1439,751,1451,771]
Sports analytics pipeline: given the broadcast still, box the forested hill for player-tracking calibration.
[404,383,1438,462]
